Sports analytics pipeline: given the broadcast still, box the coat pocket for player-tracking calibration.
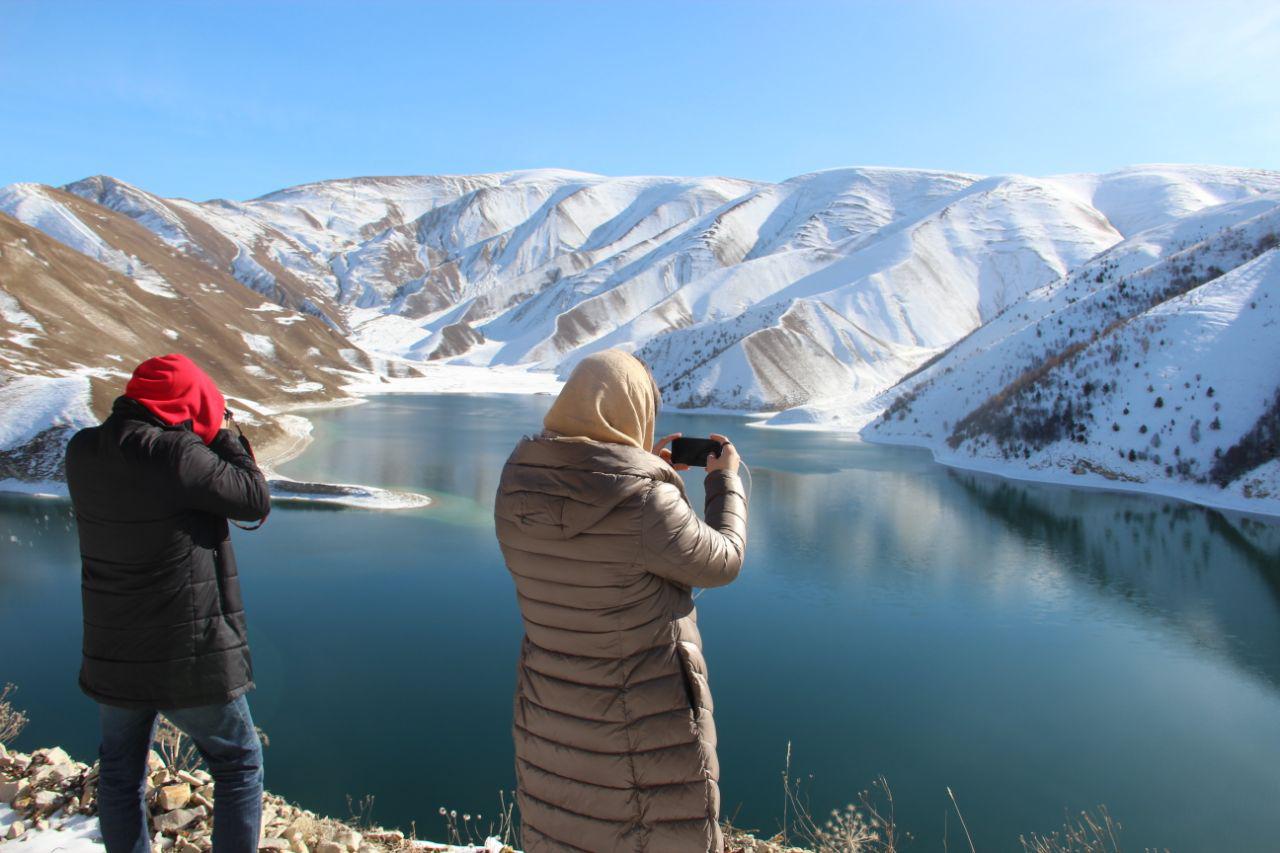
[674,640,712,713]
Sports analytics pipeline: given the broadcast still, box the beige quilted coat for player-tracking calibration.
[495,435,747,852]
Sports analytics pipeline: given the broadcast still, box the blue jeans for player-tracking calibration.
[97,696,264,853]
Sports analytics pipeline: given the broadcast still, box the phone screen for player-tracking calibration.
[670,437,723,467]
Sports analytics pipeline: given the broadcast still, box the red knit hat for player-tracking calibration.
[125,354,225,444]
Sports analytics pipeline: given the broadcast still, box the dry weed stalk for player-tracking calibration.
[153,715,202,772]
[1019,806,1168,853]
[436,790,520,848]
[775,741,903,853]
[0,682,29,745]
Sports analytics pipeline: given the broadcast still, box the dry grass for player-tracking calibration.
[153,715,203,772]
[435,790,520,849]
[1019,806,1170,853]
[0,682,30,745]
[725,742,905,853]
[736,744,1166,853]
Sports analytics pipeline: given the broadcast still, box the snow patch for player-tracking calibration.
[0,373,95,450]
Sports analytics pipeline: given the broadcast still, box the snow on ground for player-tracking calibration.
[0,476,430,511]
[1,804,101,852]
[240,332,277,359]
[266,478,432,510]
[0,374,96,449]
[0,804,513,853]
[342,362,563,397]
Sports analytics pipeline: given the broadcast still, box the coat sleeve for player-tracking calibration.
[169,430,271,521]
[639,471,747,588]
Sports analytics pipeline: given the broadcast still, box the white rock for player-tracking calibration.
[335,829,362,851]
[6,821,26,840]
[33,788,60,813]
[33,761,78,786]
[33,747,72,766]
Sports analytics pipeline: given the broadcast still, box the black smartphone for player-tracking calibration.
[670,436,724,467]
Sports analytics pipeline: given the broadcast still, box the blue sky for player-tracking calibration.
[2,0,1277,200]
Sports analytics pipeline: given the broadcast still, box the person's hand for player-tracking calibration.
[653,433,690,471]
[706,433,740,475]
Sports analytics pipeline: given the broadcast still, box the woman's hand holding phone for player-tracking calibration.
[653,433,691,471]
[705,433,740,475]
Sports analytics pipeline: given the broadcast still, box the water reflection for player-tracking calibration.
[3,395,1280,850]
[950,471,1280,688]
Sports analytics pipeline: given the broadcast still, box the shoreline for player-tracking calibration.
[3,362,1277,520]
[862,430,1280,522]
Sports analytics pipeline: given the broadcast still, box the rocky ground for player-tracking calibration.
[0,743,514,853]
[0,742,813,853]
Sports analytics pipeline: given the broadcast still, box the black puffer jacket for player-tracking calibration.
[64,396,270,709]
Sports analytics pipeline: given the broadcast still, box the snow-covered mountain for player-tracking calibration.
[853,190,1280,514]
[48,164,1280,414]
[2,163,1278,510]
[0,184,369,479]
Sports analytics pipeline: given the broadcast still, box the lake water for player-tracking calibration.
[3,393,1280,851]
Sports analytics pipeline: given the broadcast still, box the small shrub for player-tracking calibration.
[0,683,29,745]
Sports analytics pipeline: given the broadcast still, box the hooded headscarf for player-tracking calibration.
[543,350,660,450]
[124,353,225,445]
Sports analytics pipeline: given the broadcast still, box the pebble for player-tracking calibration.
[6,820,26,839]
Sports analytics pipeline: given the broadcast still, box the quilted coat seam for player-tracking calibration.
[522,662,685,692]
[515,723,702,758]
[519,693,700,727]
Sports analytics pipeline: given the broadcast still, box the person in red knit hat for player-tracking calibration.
[65,353,271,853]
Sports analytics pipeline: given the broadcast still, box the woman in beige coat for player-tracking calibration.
[494,350,748,852]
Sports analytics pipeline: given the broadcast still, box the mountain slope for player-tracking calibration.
[0,191,369,479]
[858,195,1280,514]
[54,165,1280,418]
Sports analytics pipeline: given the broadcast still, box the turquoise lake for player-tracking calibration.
[2,392,1279,851]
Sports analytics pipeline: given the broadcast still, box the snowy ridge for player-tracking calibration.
[859,195,1280,515]
[49,164,1280,419]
